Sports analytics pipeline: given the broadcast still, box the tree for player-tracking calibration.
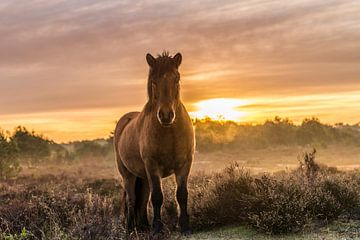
[0,130,21,179]
[12,126,51,164]
[73,140,108,159]
[296,118,334,146]
[262,116,296,146]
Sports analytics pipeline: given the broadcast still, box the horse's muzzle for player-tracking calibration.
[157,109,175,126]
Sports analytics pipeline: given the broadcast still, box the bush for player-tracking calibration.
[194,117,239,152]
[189,151,360,234]
[0,176,125,239]
[71,140,111,160]
[190,164,255,228]
[0,130,21,179]
[0,151,359,237]
[248,175,308,234]
[12,126,51,164]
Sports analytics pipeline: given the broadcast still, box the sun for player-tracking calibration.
[190,98,252,122]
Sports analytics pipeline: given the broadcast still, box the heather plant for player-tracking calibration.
[0,153,359,238]
[188,151,360,234]
[298,148,319,184]
[0,227,34,240]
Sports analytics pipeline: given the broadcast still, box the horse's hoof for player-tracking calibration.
[126,229,135,236]
[126,226,135,234]
[150,232,164,240]
[137,224,150,232]
[181,228,192,236]
[152,219,163,233]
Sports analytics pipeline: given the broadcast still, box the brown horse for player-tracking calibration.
[114,52,195,235]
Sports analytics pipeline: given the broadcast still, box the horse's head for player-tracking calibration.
[146,52,182,126]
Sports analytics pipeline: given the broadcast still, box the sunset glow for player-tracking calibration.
[1,0,360,142]
[190,98,252,121]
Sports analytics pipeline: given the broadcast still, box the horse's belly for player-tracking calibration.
[122,155,146,178]
[118,137,147,178]
[157,155,176,178]
[154,147,192,178]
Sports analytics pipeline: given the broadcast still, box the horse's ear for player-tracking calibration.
[146,53,156,68]
[173,53,182,68]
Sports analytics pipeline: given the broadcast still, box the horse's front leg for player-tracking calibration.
[175,161,192,235]
[145,165,163,234]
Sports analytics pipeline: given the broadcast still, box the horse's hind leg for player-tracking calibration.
[135,177,150,230]
[121,190,127,225]
[122,175,137,232]
[117,159,137,232]
[175,160,192,235]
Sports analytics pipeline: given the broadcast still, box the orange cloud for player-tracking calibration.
[1,0,359,141]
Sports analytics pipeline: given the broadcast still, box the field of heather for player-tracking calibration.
[1,147,360,239]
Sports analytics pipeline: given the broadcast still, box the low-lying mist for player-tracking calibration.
[1,116,360,179]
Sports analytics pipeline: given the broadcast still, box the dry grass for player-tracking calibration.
[1,151,360,239]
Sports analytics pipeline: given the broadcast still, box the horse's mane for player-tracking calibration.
[144,51,178,114]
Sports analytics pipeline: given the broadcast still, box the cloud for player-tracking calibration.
[0,0,359,140]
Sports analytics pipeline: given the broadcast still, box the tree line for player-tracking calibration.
[0,126,113,179]
[195,116,360,152]
[1,117,360,179]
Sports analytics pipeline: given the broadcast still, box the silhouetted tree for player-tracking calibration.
[262,116,297,145]
[296,118,335,147]
[72,140,108,159]
[12,126,51,164]
[0,130,21,179]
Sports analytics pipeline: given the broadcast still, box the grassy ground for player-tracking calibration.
[1,147,360,239]
[20,145,360,178]
[193,145,360,174]
[179,221,360,240]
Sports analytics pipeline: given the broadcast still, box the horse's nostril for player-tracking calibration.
[169,111,174,120]
[159,110,164,120]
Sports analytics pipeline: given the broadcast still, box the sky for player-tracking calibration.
[0,0,360,142]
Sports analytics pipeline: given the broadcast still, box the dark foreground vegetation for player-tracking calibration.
[0,151,359,239]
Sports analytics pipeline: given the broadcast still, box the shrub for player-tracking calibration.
[0,131,21,179]
[248,175,308,234]
[298,149,319,184]
[0,152,359,237]
[0,227,34,240]
[72,140,110,160]
[12,126,51,164]
[191,164,255,228]
[0,176,125,239]
[70,191,125,239]
[189,151,360,234]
